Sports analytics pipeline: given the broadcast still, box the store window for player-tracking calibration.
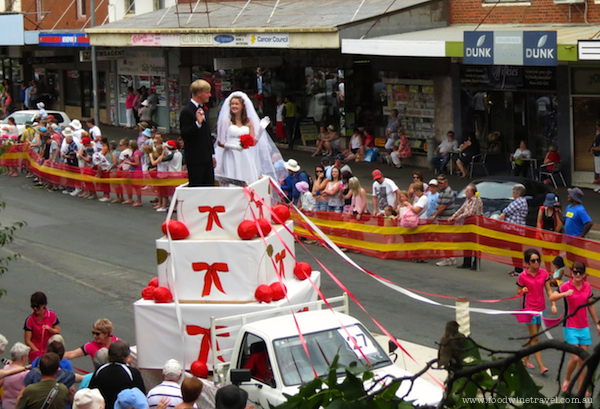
[125,0,135,14]
[77,0,87,18]
[571,68,600,173]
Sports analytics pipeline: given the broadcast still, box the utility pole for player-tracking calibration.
[90,0,99,122]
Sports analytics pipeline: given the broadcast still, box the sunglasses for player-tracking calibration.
[91,331,103,336]
[413,176,420,179]
[31,305,42,309]
[316,170,324,173]
[529,258,540,263]
[573,270,585,275]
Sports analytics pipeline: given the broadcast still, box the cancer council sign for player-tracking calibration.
[464,31,557,66]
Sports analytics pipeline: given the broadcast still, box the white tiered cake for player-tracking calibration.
[134,178,320,370]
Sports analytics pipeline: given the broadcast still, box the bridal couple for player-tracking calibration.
[179,80,283,187]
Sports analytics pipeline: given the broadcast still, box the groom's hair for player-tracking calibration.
[191,79,211,95]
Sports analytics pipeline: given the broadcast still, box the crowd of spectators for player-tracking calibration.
[0,292,252,409]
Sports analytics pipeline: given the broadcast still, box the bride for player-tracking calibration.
[215,91,283,185]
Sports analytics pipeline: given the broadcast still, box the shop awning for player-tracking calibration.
[342,23,600,61]
[86,0,441,48]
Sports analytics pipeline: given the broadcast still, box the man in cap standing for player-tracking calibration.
[146,359,185,409]
[371,169,399,216]
[557,187,593,238]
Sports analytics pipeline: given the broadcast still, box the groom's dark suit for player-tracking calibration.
[180,100,214,187]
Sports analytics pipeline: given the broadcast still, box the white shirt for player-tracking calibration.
[276,104,284,122]
[438,138,458,154]
[512,148,531,160]
[413,194,429,219]
[92,152,110,171]
[89,125,101,140]
[300,192,316,211]
[373,178,399,212]
[168,151,183,172]
[147,380,195,409]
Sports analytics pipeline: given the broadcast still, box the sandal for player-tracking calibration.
[522,360,535,369]
[562,379,570,392]
[540,367,549,375]
[122,200,133,205]
[132,202,143,207]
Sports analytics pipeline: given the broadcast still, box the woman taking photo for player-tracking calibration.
[517,248,556,375]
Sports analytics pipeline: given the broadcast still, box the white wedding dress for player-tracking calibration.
[220,124,260,184]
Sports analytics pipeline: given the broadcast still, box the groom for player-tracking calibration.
[180,79,215,187]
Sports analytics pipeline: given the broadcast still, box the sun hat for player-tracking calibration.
[567,187,583,203]
[25,121,33,128]
[327,125,335,131]
[372,169,382,180]
[166,140,177,150]
[141,100,149,107]
[552,256,565,268]
[216,385,248,409]
[284,159,300,172]
[70,119,83,130]
[63,128,74,138]
[114,388,147,409]
[137,121,149,129]
[295,181,309,193]
[543,193,557,207]
[37,102,45,109]
[73,389,104,409]
[162,359,182,380]
[142,128,152,137]
[428,178,438,186]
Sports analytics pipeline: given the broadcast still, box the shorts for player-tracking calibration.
[563,327,592,346]
[328,205,343,213]
[527,311,544,325]
[314,201,328,211]
[594,155,600,175]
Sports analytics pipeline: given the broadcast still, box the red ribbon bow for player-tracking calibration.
[192,262,229,296]
[275,250,286,278]
[198,206,225,231]
[249,192,264,218]
[185,325,229,362]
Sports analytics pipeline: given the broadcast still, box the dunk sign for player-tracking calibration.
[463,31,557,66]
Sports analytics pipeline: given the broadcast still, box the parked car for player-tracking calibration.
[454,176,556,226]
[0,110,71,136]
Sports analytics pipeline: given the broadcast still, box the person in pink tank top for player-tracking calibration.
[64,318,120,360]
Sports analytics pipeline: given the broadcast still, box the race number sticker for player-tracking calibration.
[338,326,378,356]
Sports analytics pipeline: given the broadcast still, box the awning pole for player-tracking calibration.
[232,0,252,25]
[91,0,99,123]
[186,0,203,25]
[267,0,281,24]
[50,0,76,31]
[351,0,365,22]
[157,4,173,26]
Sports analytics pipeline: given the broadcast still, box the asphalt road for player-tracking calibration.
[0,172,594,395]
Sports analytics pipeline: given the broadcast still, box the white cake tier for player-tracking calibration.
[134,272,321,370]
[156,220,297,302]
[174,177,273,240]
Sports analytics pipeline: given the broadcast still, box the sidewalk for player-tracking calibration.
[101,125,600,239]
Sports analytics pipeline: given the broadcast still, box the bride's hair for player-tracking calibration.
[230,96,249,125]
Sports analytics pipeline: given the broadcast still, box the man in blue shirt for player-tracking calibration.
[281,159,308,206]
[558,187,593,238]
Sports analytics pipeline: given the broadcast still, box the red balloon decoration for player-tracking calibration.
[238,220,258,240]
[161,220,190,240]
[272,205,290,224]
[153,287,173,303]
[148,277,159,287]
[257,218,272,236]
[141,286,156,300]
[270,282,287,301]
[190,360,209,378]
[294,262,312,281]
[255,284,273,303]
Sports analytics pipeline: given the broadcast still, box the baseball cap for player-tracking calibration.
[428,178,438,186]
[162,359,182,380]
[114,388,147,409]
[39,127,47,132]
[334,153,346,162]
[372,170,382,180]
[81,137,91,145]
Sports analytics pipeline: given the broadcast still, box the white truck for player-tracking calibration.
[211,294,443,408]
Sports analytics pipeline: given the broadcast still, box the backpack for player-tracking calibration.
[400,209,419,228]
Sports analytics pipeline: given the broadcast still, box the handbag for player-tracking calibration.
[400,209,419,228]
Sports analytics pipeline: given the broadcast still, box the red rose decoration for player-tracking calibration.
[191,360,209,378]
[240,134,254,150]
[255,285,273,303]
[148,277,159,287]
[153,287,173,303]
[272,205,290,224]
[257,218,272,236]
[161,220,190,240]
[238,220,258,240]
[270,282,287,301]
[142,286,156,300]
[294,262,312,281]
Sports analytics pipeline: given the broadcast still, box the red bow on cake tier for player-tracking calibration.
[198,206,225,231]
[275,250,286,278]
[192,262,229,296]
[185,325,229,362]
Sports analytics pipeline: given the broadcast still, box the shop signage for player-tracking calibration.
[463,31,557,66]
[22,56,74,64]
[578,40,600,61]
[460,65,556,90]
[213,33,289,48]
[39,33,90,47]
[571,68,600,95]
[79,49,126,62]
[180,34,212,46]
[214,56,283,70]
[131,34,180,47]
[117,55,166,76]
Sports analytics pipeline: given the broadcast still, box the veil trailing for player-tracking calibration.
[214,91,285,183]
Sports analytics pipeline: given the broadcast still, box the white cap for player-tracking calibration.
[162,359,182,380]
[141,100,149,107]
[37,102,45,109]
[428,179,438,186]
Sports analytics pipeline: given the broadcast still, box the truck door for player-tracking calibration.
[237,332,282,409]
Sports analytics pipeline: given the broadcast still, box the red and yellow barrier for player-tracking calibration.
[0,143,188,195]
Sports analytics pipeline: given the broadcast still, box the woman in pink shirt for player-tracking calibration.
[1,342,30,409]
[125,87,136,129]
[64,318,120,360]
[516,248,556,375]
[23,292,60,362]
[549,261,600,395]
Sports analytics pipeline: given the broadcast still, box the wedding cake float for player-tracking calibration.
[134,177,320,373]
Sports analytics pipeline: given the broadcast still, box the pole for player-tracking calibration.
[90,0,99,123]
